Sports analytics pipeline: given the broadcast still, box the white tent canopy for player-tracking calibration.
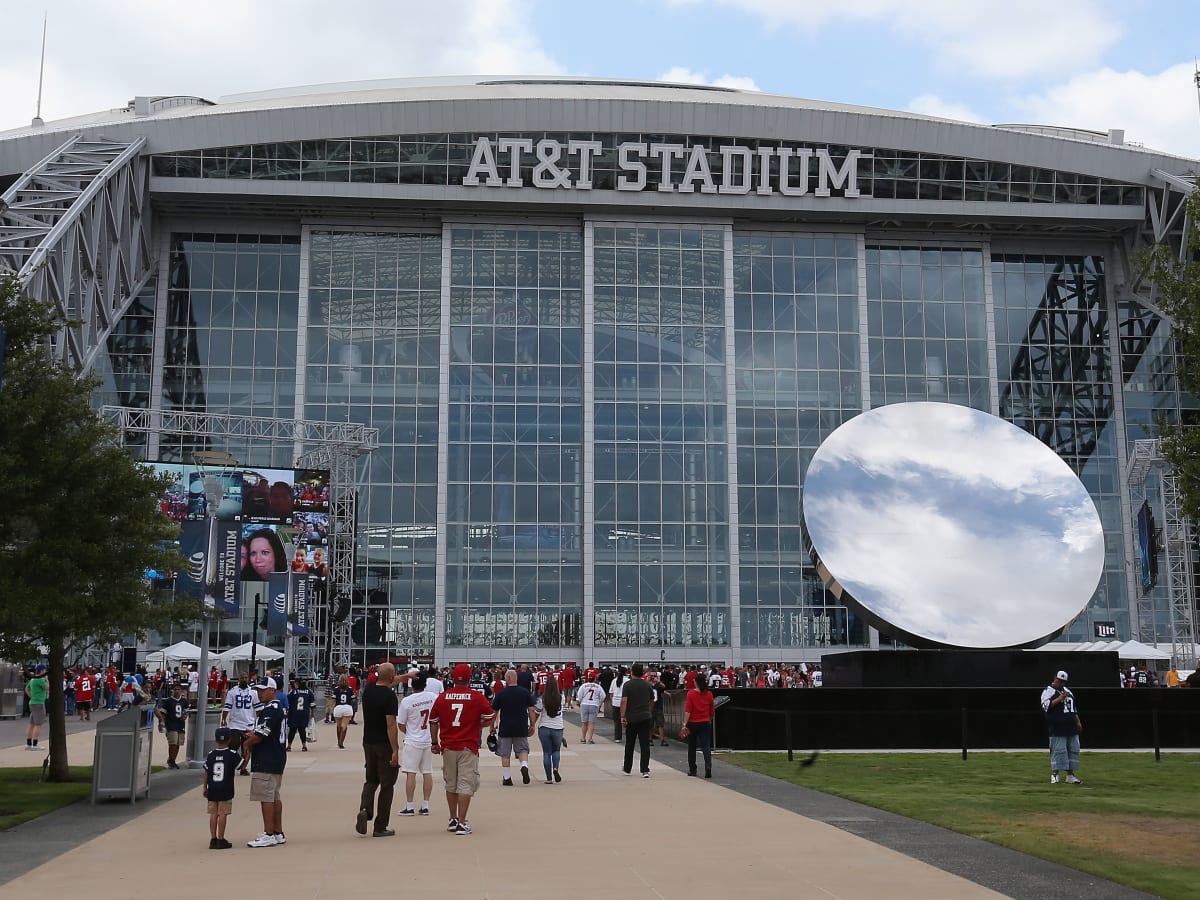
[144,640,203,668]
[1069,640,1171,660]
[213,641,283,671]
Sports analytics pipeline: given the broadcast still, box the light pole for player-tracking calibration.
[189,474,223,769]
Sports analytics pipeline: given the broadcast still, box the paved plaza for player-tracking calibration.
[0,710,1153,900]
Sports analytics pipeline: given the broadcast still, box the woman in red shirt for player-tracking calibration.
[681,677,716,778]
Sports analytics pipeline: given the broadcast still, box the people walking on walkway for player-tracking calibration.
[620,663,654,778]
[429,663,496,836]
[610,667,627,742]
[576,675,605,744]
[682,674,715,778]
[537,677,566,783]
[332,674,355,749]
[489,668,538,785]
[397,670,437,817]
[155,683,189,769]
[355,663,400,837]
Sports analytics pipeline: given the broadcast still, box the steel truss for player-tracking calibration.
[0,135,153,371]
[101,406,379,677]
[1127,439,1198,666]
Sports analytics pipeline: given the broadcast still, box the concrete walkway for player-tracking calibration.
[0,712,1155,900]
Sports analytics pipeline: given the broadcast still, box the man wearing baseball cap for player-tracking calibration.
[428,663,496,836]
[1039,670,1083,785]
[25,664,49,751]
[242,677,288,846]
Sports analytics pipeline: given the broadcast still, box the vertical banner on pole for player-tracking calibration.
[289,572,310,636]
[267,573,289,636]
[213,521,242,615]
[177,520,207,602]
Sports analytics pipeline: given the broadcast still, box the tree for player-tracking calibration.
[0,273,197,781]
[1140,192,1200,521]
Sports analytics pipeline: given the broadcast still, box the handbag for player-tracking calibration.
[678,726,690,739]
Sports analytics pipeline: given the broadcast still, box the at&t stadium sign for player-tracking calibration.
[462,137,863,198]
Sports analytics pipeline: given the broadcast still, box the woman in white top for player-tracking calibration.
[610,669,627,742]
[537,678,566,783]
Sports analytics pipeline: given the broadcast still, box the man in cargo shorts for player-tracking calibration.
[429,663,496,836]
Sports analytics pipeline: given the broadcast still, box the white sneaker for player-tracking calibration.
[1065,775,1082,785]
[247,832,278,848]
[1050,774,1060,784]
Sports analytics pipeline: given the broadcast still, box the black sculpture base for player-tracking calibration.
[822,648,1120,689]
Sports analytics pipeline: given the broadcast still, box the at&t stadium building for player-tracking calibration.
[1,78,1196,667]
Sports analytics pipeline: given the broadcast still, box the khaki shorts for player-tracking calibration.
[401,742,434,774]
[165,730,185,747]
[207,799,233,815]
[29,704,46,726]
[441,749,480,796]
[249,772,283,802]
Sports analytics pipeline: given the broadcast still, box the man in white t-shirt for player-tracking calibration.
[575,676,606,745]
[187,666,201,704]
[396,672,438,816]
[221,672,260,775]
[424,669,444,694]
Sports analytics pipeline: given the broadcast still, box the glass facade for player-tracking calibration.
[992,255,1126,640]
[102,215,1182,662]
[865,246,990,409]
[306,231,443,659]
[593,224,730,648]
[733,234,862,649]
[151,133,1146,207]
[445,226,584,649]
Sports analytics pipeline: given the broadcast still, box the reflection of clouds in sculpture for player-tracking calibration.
[803,402,1104,649]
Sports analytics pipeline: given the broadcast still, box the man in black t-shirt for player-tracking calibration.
[620,663,655,777]
[243,678,288,847]
[155,683,189,769]
[356,663,400,838]
[649,671,668,747]
[203,728,241,849]
[489,669,538,786]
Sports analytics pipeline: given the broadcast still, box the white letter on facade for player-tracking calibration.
[532,139,573,189]
[777,148,812,197]
[497,138,533,187]
[648,143,685,192]
[718,145,753,195]
[756,147,775,196]
[678,145,717,194]
[569,140,604,190]
[816,149,862,198]
[463,137,503,187]
[617,142,648,191]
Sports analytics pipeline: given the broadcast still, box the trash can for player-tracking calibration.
[0,663,21,719]
[185,706,224,761]
[92,706,153,802]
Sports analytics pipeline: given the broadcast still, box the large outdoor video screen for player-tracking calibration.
[148,462,331,616]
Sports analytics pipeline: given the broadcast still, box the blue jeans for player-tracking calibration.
[538,726,563,780]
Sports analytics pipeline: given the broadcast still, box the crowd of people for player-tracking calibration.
[19,651,1200,852]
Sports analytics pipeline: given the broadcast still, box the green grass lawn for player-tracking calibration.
[725,751,1200,900]
[0,767,93,830]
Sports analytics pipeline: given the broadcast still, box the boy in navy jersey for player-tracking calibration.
[203,727,241,849]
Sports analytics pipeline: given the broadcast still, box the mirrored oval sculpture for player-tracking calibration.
[802,402,1104,649]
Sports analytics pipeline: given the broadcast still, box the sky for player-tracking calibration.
[1,0,1198,159]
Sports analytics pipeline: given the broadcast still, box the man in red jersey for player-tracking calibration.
[73,668,96,721]
[429,663,496,836]
[558,664,577,707]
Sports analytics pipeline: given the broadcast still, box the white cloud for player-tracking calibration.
[657,66,760,91]
[671,0,1122,80]
[0,0,563,130]
[1011,63,1200,159]
[906,94,986,124]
